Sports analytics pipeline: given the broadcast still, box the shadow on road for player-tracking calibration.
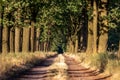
[9,55,58,80]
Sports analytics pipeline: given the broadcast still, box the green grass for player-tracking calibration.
[0,52,56,80]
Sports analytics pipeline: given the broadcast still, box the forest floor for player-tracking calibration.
[9,54,111,80]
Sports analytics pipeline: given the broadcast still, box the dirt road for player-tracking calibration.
[10,55,110,80]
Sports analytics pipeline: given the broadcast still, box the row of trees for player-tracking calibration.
[0,0,120,54]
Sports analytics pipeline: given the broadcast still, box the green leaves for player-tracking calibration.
[108,2,120,28]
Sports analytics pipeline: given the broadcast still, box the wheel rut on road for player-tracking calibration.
[11,55,58,80]
[65,55,111,80]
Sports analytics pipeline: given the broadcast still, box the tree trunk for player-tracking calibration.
[22,27,30,52]
[0,26,2,53]
[86,0,93,54]
[67,39,74,53]
[93,0,98,54]
[87,20,93,53]
[98,0,108,53]
[30,22,35,52]
[44,42,47,52]
[40,42,44,51]
[75,36,78,53]
[117,32,120,58]
[10,27,15,52]
[66,40,70,52]
[118,41,120,58]
[2,27,9,53]
[15,27,21,52]
[0,6,4,53]
[35,28,40,51]
[71,41,75,53]
[0,18,2,53]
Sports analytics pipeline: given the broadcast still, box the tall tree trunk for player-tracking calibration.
[40,42,44,51]
[86,0,93,54]
[75,36,78,53]
[44,42,47,52]
[68,38,74,53]
[10,27,15,52]
[30,22,35,52]
[118,41,120,58]
[71,41,75,53]
[98,0,108,53]
[87,20,93,53]
[67,38,71,52]
[93,0,98,53]
[35,28,40,51]
[22,27,30,52]
[2,27,9,53]
[0,6,4,53]
[0,25,2,53]
[0,16,2,53]
[15,27,21,52]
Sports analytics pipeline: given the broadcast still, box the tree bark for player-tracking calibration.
[35,28,40,51]
[15,27,21,52]
[30,22,35,52]
[87,20,93,53]
[40,42,44,51]
[93,0,98,54]
[22,27,30,52]
[0,16,2,53]
[10,27,15,52]
[44,42,47,52]
[75,36,78,53]
[86,0,93,54]
[0,26,2,53]
[98,0,108,53]
[67,38,74,53]
[118,41,120,58]
[71,41,75,53]
[2,27,9,53]
[0,6,4,53]
[66,39,70,52]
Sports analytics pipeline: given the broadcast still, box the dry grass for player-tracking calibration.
[0,52,56,80]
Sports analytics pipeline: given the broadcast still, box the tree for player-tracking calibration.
[1,1,10,53]
[9,27,15,52]
[93,0,98,54]
[0,5,4,53]
[30,23,35,52]
[35,28,40,51]
[22,27,30,52]
[2,27,9,53]
[98,0,108,53]
[86,0,93,54]
[15,27,21,52]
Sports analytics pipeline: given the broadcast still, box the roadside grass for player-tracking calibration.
[0,52,56,80]
[66,52,120,80]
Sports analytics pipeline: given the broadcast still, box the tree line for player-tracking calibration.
[0,0,120,55]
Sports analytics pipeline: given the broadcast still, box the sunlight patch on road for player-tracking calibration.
[49,54,68,80]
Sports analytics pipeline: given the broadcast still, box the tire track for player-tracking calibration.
[10,55,58,80]
[65,55,111,80]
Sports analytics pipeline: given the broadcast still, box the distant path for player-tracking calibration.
[10,54,110,80]
[64,55,111,80]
